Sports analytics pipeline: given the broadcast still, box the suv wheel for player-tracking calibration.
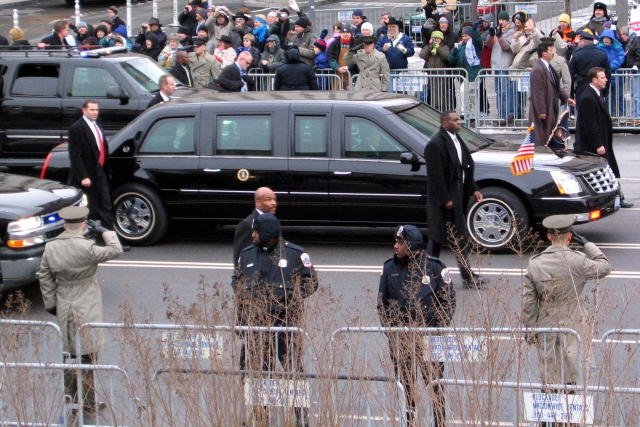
[466,187,529,252]
[112,183,168,245]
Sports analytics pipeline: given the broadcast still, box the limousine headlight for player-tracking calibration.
[550,171,582,195]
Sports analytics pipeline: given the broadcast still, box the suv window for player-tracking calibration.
[11,63,59,97]
[71,67,119,97]
[139,117,196,154]
[216,116,272,155]
[344,117,406,159]
[119,57,166,92]
[294,116,327,157]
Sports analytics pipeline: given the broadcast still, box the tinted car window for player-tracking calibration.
[345,117,406,159]
[119,57,167,92]
[294,116,327,157]
[11,63,59,97]
[71,67,119,97]
[216,116,272,155]
[390,102,487,150]
[139,117,196,154]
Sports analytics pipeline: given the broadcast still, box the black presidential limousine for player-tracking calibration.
[41,92,621,251]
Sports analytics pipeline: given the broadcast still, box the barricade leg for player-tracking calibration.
[632,75,640,119]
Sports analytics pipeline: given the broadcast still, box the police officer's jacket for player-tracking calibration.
[232,239,318,307]
[378,251,456,327]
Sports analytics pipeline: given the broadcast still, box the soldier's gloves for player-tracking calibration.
[488,27,495,37]
[350,43,364,52]
[571,231,589,246]
[495,26,502,38]
[87,219,109,234]
[633,65,639,74]
[45,307,57,316]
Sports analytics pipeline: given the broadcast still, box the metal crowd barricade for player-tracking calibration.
[391,3,474,46]
[388,69,470,123]
[473,68,531,131]
[247,69,345,92]
[248,69,276,91]
[152,369,407,427]
[331,326,582,426]
[74,323,313,425]
[0,361,141,427]
[604,69,640,131]
[0,319,64,363]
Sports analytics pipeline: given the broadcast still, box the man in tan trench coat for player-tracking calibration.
[39,206,122,414]
[522,215,611,387]
[345,36,390,92]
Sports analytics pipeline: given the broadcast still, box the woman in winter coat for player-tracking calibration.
[252,14,269,52]
[141,32,163,61]
[420,30,453,112]
[598,28,626,117]
[511,10,528,34]
[214,34,237,68]
[206,10,241,46]
[344,36,390,91]
[448,26,483,82]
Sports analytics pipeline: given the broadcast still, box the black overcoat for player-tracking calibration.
[424,127,479,244]
[574,85,620,177]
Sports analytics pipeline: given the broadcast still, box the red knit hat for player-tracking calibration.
[314,39,327,51]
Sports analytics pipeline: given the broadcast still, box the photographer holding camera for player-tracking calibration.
[269,0,309,46]
[179,0,205,36]
[135,17,167,48]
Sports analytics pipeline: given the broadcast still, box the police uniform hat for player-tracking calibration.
[253,213,281,243]
[59,206,89,223]
[542,215,574,234]
[540,37,555,44]
[192,37,207,46]
[578,29,596,40]
[362,36,377,44]
[394,225,426,250]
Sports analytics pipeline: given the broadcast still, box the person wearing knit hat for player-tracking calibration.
[360,22,374,37]
[288,16,317,66]
[313,38,331,88]
[498,11,509,21]
[550,12,574,44]
[252,14,269,51]
[108,5,126,30]
[488,11,516,122]
[448,23,482,87]
[327,25,357,89]
[419,28,450,110]
[351,9,368,37]
[232,213,317,427]
[313,38,327,51]
[377,224,455,427]
[576,1,611,36]
[511,10,528,32]
[422,13,457,51]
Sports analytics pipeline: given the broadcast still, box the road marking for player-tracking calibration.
[103,260,640,279]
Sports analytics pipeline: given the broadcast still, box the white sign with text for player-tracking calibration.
[523,392,594,424]
[160,331,223,359]
[424,335,487,362]
[244,379,311,408]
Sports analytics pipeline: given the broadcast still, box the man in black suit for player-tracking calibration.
[425,111,488,289]
[575,67,633,208]
[68,100,116,231]
[211,51,255,92]
[147,75,176,109]
[232,187,277,264]
[169,51,194,86]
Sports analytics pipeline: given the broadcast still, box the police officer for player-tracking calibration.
[231,213,317,426]
[38,206,122,414]
[378,225,456,427]
[522,215,611,389]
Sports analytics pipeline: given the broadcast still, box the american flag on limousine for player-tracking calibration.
[510,125,535,176]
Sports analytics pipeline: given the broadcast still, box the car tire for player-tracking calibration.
[466,187,529,252]
[112,183,168,246]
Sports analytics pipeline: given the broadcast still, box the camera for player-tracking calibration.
[279,12,288,18]
[490,22,494,28]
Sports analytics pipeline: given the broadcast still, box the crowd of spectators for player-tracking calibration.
[1,0,639,117]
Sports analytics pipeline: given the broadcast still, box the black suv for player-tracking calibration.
[41,92,621,251]
[0,47,198,163]
[0,173,85,296]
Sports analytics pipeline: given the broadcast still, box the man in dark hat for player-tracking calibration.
[233,12,251,38]
[39,206,122,415]
[136,17,167,48]
[523,214,610,390]
[568,29,610,104]
[378,225,455,427]
[232,213,318,427]
[189,36,221,88]
[288,18,317,66]
[375,16,415,70]
[577,1,611,36]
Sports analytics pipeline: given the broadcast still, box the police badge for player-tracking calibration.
[441,268,452,285]
[421,274,431,285]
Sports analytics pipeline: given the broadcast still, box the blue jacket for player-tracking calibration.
[375,33,415,69]
[597,29,626,71]
[314,50,330,69]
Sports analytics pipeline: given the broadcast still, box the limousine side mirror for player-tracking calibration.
[106,86,129,105]
[400,152,422,172]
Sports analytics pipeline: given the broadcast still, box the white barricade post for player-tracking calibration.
[126,0,132,42]
[13,9,18,28]
[74,0,81,25]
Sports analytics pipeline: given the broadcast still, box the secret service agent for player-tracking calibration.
[523,214,611,387]
[377,225,456,427]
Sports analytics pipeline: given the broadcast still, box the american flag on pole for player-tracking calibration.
[510,125,535,176]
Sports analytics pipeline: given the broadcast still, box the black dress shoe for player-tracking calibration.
[621,201,634,208]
